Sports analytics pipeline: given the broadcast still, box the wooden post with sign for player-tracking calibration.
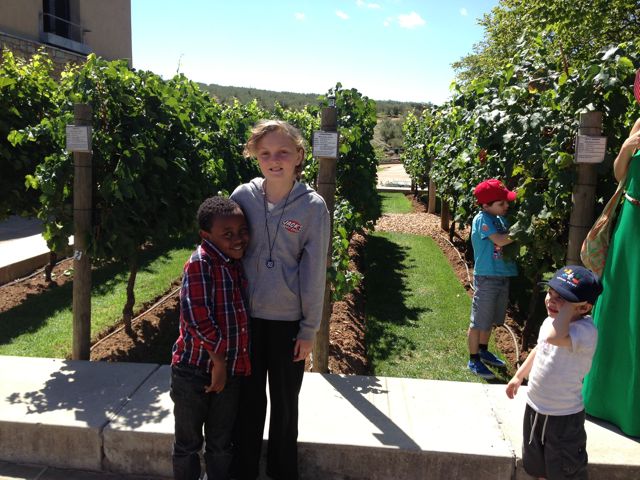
[312,102,338,374]
[567,111,604,265]
[70,104,92,360]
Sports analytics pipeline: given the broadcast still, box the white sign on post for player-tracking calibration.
[66,125,92,153]
[312,131,339,159]
[575,135,607,164]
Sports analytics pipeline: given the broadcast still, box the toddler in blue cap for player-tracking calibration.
[506,265,602,480]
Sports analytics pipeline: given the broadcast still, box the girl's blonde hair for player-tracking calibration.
[244,120,306,177]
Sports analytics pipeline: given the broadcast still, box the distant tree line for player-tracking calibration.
[198,82,430,115]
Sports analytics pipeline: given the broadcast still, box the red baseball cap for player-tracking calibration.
[474,179,516,205]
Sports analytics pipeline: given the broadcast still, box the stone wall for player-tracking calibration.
[0,31,87,76]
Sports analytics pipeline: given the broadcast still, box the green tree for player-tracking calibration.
[405,41,640,343]
[0,50,58,220]
[378,117,403,146]
[454,0,640,84]
[14,56,226,333]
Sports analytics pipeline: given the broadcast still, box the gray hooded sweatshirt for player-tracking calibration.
[231,178,330,341]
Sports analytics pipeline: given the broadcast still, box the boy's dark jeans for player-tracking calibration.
[171,363,241,480]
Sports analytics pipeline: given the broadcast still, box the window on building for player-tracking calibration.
[42,0,81,42]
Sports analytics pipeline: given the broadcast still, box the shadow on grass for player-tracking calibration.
[364,234,428,371]
[0,237,194,348]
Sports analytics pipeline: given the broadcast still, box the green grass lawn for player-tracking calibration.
[379,192,412,214]
[365,231,509,383]
[0,241,194,358]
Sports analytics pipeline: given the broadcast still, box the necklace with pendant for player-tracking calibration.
[263,182,293,269]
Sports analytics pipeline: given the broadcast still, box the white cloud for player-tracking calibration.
[383,16,393,27]
[336,10,349,20]
[294,12,305,21]
[357,1,381,9]
[460,8,468,16]
[398,11,425,29]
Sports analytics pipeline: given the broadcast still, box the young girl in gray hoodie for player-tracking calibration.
[230,120,330,480]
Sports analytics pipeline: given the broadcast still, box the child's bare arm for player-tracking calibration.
[506,346,537,399]
[546,302,587,348]
[488,232,513,247]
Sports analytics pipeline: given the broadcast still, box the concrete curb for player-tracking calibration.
[0,216,73,285]
[1,356,639,479]
[0,357,159,471]
[0,250,50,285]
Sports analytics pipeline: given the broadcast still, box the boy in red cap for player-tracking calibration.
[506,265,602,479]
[467,179,518,379]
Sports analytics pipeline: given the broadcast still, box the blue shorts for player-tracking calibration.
[469,275,510,331]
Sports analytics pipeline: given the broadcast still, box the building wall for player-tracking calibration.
[80,0,132,63]
[0,31,86,77]
[0,0,131,65]
[0,1,41,42]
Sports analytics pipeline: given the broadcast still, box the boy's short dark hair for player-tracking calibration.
[197,196,242,232]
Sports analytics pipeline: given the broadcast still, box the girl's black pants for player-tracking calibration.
[232,318,305,480]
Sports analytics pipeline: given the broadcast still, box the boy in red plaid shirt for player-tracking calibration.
[171,196,251,480]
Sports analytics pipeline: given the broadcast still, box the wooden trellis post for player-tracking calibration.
[313,99,338,373]
[428,178,437,213]
[440,200,450,232]
[567,112,604,265]
[69,104,93,360]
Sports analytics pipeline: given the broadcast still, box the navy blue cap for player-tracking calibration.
[544,265,603,304]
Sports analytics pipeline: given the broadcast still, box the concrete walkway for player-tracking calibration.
[0,216,50,284]
[0,461,156,480]
[377,163,412,189]
[1,356,638,480]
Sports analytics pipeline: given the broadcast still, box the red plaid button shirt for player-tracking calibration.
[171,239,250,376]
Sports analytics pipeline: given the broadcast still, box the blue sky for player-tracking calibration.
[132,0,498,104]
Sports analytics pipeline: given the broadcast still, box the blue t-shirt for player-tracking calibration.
[471,210,518,277]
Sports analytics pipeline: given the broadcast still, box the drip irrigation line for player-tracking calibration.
[500,321,521,369]
[90,286,181,351]
[440,234,473,290]
[0,257,70,289]
[439,232,521,369]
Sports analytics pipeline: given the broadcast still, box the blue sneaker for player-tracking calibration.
[479,349,506,368]
[468,359,495,379]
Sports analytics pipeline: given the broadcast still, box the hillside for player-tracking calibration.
[198,82,430,115]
